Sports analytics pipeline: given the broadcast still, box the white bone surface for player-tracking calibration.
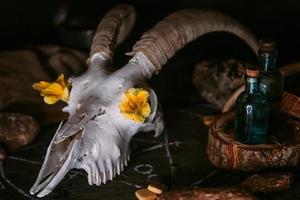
[30,52,164,197]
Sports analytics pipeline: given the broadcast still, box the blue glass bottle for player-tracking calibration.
[235,68,269,144]
[259,39,283,123]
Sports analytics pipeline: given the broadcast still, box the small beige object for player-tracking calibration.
[135,188,157,200]
[147,183,167,194]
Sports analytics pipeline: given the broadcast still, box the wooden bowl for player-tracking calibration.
[206,111,300,172]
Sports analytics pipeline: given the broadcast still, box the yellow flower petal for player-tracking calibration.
[141,103,151,117]
[123,112,144,123]
[56,74,66,87]
[43,95,59,104]
[120,100,133,113]
[33,73,70,105]
[123,113,134,121]
[119,88,151,123]
[125,90,136,102]
[132,113,145,123]
[32,81,51,91]
[137,90,149,102]
[41,83,64,96]
[128,88,138,94]
[61,87,69,102]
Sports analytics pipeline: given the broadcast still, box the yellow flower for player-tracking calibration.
[119,88,151,123]
[32,74,70,105]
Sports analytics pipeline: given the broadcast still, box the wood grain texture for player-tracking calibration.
[206,111,300,172]
[157,187,257,200]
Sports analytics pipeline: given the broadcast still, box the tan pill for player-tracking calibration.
[135,188,157,200]
[147,182,167,194]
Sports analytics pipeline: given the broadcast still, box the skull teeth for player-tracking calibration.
[112,167,116,177]
[116,163,121,175]
[100,172,104,184]
[124,155,130,166]
[87,155,130,186]
[127,155,130,161]
[103,171,107,184]
[109,169,113,181]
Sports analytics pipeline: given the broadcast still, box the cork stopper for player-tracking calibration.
[246,69,260,77]
[259,38,277,53]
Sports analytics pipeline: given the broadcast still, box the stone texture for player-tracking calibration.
[241,173,293,193]
[0,113,39,151]
[157,187,257,200]
[193,59,245,110]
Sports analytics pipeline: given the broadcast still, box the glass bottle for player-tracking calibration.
[235,68,269,144]
[259,39,283,123]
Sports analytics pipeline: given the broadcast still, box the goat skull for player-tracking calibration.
[31,4,259,197]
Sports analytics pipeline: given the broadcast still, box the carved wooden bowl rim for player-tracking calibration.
[210,111,299,150]
[207,110,300,171]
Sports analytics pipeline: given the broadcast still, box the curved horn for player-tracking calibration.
[222,62,300,113]
[88,4,136,63]
[222,85,245,113]
[129,9,258,74]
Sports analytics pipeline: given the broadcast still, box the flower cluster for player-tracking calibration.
[32,74,70,105]
[119,88,151,123]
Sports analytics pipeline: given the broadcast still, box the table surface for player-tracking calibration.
[0,100,300,200]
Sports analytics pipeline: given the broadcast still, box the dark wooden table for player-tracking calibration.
[1,99,300,200]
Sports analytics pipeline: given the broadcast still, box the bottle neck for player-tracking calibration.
[259,50,278,72]
[245,76,260,93]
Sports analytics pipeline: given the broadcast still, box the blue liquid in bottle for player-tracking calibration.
[235,69,269,144]
[258,39,283,126]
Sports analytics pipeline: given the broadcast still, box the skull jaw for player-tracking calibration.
[75,151,131,186]
[30,137,80,197]
[30,115,164,198]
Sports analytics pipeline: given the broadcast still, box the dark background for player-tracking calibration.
[2,0,299,97]
[0,0,300,64]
